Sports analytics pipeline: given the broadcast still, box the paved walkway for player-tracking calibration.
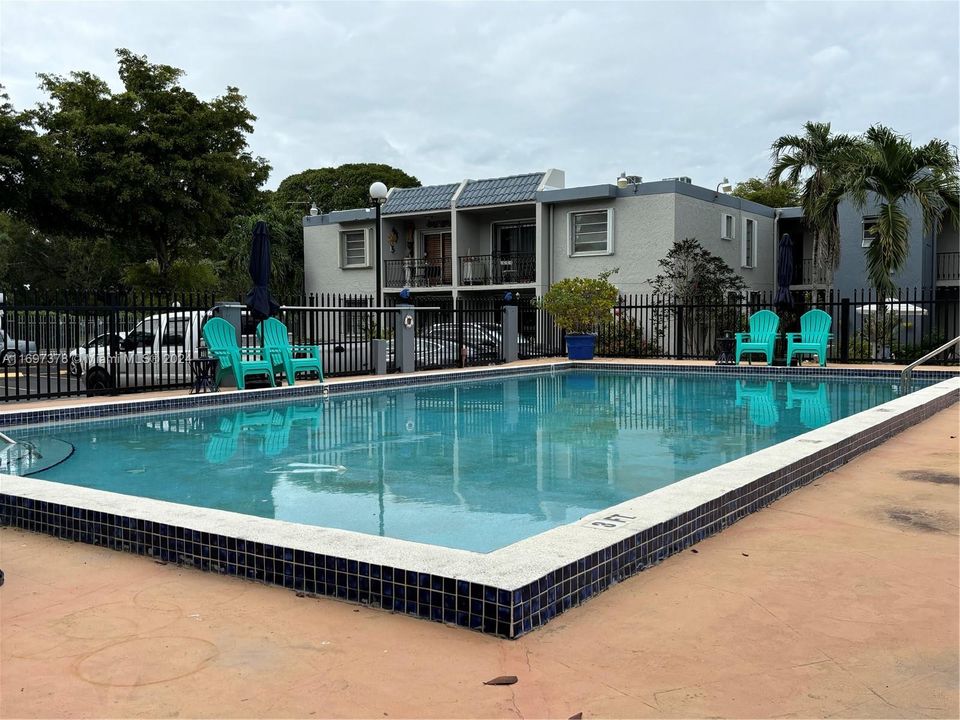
[1,407,957,719]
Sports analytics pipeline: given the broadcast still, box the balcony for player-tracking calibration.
[793,259,832,286]
[936,252,959,283]
[458,253,536,286]
[384,257,453,288]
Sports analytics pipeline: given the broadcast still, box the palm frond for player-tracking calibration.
[865,202,910,295]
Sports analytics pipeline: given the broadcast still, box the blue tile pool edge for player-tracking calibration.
[0,361,954,430]
[1,372,958,639]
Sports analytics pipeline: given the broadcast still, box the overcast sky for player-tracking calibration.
[2,1,958,194]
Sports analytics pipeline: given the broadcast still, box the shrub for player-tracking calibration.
[538,270,619,334]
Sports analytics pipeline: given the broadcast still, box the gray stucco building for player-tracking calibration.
[303,170,779,304]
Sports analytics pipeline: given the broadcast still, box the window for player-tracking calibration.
[862,216,879,247]
[569,209,614,255]
[495,222,536,255]
[125,318,158,349]
[742,218,756,268]
[161,316,188,347]
[721,213,735,240]
[340,229,369,268]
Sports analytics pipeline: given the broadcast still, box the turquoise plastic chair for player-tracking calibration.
[786,309,832,367]
[735,310,780,365]
[202,317,276,390]
[257,317,323,386]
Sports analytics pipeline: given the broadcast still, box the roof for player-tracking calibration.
[383,184,459,215]
[456,173,545,208]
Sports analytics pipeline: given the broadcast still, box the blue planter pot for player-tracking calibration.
[565,334,597,360]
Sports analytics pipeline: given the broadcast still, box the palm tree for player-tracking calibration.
[842,124,959,296]
[768,121,859,275]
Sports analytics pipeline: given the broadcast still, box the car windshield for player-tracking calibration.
[124,318,158,349]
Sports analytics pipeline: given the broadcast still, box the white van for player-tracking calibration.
[82,309,211,392]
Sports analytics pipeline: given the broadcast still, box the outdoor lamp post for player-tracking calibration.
[369,181,388,306]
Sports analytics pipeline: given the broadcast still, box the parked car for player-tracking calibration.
[387,337,474,368]
[474,321,539,356]
[420,322,535,359]
[0,328,37,366]
[81,310,211,393]
[68,332,127,377]
[420,323,500,360]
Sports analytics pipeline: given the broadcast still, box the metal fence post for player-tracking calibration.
[395,304,415,373]
[840,297,850,363]
[675,304,684,359]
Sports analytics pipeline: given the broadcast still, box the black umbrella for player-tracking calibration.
[244,220,280,321]
[774,232,794,308]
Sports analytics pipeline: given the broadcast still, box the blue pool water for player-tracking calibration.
[12,371,914,552]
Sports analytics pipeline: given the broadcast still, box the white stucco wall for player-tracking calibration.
[673,194,775,293]
[548,193,676,296]
[304,221,376,297]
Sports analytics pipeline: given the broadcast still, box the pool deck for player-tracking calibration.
[1,393,957,717]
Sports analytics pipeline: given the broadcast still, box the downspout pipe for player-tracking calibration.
[774,208,782,296]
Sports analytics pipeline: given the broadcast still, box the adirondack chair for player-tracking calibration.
[735,310,780,365]
[257,317,323,386]
[201,317,276,390]
[786,309,832,367]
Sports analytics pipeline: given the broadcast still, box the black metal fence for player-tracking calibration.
[0,286,956,403]
[601,287,959,364]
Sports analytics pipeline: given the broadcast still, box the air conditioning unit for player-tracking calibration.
[662,176,693,184]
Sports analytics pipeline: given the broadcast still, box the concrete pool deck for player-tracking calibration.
[2,404,957,718]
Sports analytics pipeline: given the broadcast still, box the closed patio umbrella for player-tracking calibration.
[245,221,280,321]
[774,233,794,308]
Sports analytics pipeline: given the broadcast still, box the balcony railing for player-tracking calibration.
[459,253,536,286]
[384,257,453,288]
[794,259,832,286]
[937,252,959,282]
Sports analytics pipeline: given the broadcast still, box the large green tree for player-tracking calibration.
[274,163,420,213]
[18,49,270,282]
[843,125,959,296]
[216,205,305,301]
[769,121,859,275]
[731,177,801,208]
[0,213,125,291]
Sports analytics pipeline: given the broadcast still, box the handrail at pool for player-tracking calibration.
[900,335,960,393]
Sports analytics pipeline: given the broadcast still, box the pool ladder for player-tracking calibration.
[899,335,960,394]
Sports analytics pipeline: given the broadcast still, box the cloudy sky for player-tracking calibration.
[2,1,958,193]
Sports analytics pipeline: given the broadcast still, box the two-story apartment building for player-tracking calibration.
[303,168,958,310]
[778,200,959,298]
[303,170,778,305]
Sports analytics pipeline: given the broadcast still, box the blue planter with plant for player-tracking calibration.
[538,270,619,361]
[565,334,598,360]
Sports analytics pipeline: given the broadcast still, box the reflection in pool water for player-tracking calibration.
[23,371,904,551]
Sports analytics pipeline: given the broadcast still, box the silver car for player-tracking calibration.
[0,328,37,366]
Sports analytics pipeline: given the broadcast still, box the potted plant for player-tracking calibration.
[538,269,619,360]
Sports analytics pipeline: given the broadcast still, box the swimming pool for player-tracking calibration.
[2,363,957,637]
[7,370,925,552]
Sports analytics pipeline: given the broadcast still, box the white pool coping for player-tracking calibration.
[3,371,957,593]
